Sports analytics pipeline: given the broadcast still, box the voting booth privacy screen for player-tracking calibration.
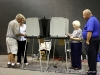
[26,17,69,37]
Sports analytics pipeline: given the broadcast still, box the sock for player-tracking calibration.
[8,62,11,64]
[11,63,15,66]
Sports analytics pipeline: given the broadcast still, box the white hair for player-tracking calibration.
[15,14,26,21]
[72,20,81,27]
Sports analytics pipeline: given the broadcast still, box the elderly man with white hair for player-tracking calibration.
[67,20,82,70]
[6,14,26,68]
[82,9,100,75]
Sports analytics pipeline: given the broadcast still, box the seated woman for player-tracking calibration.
[39,40,51,60]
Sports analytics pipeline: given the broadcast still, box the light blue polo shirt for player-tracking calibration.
[82,16,100,40]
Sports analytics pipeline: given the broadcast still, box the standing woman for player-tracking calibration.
[69,20,82,70]
[17,18,29,66]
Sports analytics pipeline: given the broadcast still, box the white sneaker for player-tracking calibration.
[16,63,21,67]
[17,63,20,65]
[25,63,29,65]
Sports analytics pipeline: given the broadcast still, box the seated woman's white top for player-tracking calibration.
[39,42,51,51]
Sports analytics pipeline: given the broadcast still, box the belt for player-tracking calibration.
[71,41,82,43]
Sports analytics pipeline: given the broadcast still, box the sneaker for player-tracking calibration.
[16,63,21,67]
[25,63,29,66]
[11,64,19,68]
[7,64,11,68]
[17,63,20,65]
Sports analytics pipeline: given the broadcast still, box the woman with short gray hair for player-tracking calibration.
[68,20,82,70]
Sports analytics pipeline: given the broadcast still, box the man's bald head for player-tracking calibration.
[83,9,92,20]
[83,9,92,15]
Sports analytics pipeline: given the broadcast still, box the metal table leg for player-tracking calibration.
[22,40,28,69]
[64,39,68,71]
[31,39,34,63]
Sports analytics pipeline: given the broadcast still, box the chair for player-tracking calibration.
[38,38,52,71]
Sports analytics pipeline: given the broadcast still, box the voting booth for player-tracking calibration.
[49,17,70,71]
[24,17,70,72]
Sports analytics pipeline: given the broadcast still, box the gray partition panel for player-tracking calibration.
[65,18,69,34]
[50,17,69,37]
[26,17,40,36]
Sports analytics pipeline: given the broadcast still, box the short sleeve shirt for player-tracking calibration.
[82,16,100,39]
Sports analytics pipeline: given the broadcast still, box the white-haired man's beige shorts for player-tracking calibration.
[6,37,18,54]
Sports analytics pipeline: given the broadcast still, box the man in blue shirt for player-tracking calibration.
[82,9,100,75]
